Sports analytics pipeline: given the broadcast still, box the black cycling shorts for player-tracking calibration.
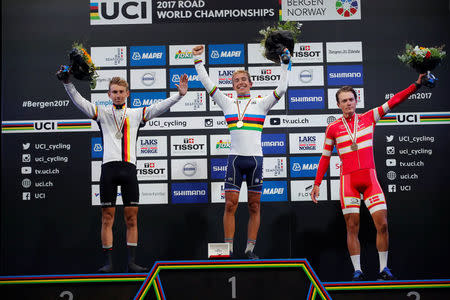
[100,161,139,207]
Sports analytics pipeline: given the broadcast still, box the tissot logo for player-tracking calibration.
[90,0,152,25]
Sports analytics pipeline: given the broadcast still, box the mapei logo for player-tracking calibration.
[209,44,244,65]
[130,46,165,66]
[130,92,166,108]
[170,68,202,88]
[91,137,103,158]
[90,0,152,25]
[261,181,287,202]
[327,65,363,86]
[290,157,322,177]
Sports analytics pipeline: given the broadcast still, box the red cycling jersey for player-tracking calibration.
[314,83,418,186]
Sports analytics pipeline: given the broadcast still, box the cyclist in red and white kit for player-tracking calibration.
[311,73,426,281]
[58,68,188,272]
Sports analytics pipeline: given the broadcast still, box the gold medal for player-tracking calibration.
[236,97,251,130]
[115,131,123,139]
[350,142,358,151]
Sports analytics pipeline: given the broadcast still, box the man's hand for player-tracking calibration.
[192,45,204,56]
[176,74,188,96]
[56,65,71,84]
[416,73,427,85]
[310,185,320,203]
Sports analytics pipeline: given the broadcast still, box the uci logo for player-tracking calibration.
[90,0,152,25]
[34,121,56,131]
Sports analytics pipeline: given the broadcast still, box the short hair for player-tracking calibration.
[232,70,252,84]
[335,86,357,103]
[109,77,129,91]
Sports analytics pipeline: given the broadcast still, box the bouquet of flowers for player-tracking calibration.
[57,42,99,89]
[398,44,446,87]
[259,21,302,64]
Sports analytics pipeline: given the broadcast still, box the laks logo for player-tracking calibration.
[137,136,167,157]
[209,44,244,65]
[90,0,152,25]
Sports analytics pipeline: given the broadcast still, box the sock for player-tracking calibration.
[224,238,233,254]
[350,255,361,272]
[127,243,138,264]
[245,239,256,253]
[379,251,388,272]
[102,245,113,266]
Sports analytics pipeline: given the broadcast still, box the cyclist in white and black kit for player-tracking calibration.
[193,45,290,259]
[58,69,188,272]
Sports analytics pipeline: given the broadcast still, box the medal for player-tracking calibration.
[112,105,127,139]
[236,97,251,129]
[342,113,358,151]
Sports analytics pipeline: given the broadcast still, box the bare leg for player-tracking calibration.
[247,191,261,241]
[223,191,239,239]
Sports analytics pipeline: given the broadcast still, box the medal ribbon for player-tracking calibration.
[342,113,358,147]
[112,106,127,136]
[236,98,252,124]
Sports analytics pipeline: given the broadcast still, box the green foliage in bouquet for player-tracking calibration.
[398,44,446,73]
[71,42,99,89]
[259,21,302,49]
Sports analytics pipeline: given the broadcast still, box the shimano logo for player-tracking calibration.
[262,141,284,147]
[291,96,323,102]
[174,190,206,196]
[329,72,362,78]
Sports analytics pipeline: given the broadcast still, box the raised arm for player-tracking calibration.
[372,73,426,122]
[261,60,290,113]
[143,74,187,121]
[192,45,232,109]
[57,65,98,119]
[311,126,335,203]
